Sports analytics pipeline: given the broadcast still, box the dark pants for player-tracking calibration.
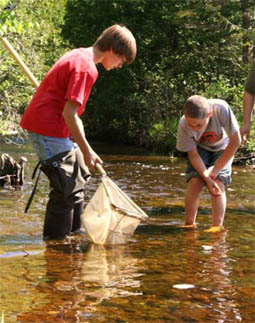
[40,149,90,239]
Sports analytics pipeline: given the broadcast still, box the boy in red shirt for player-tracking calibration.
[20,24,137,240]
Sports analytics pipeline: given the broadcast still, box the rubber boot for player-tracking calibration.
[43,192,74,240]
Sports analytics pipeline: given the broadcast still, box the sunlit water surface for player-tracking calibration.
[0,142,254,322]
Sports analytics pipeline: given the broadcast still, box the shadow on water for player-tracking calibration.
[0,142,255,322]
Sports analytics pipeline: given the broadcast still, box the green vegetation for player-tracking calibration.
[0,0,254,155]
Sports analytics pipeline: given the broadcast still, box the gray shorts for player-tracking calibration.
[186,146,233,186]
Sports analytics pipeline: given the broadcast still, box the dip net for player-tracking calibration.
[81,166,148,245]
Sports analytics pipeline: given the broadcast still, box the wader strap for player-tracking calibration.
[24,161,41,213]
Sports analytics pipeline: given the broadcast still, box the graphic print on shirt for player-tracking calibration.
[199,131,223,144]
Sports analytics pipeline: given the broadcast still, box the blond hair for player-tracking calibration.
[94,24,137,64]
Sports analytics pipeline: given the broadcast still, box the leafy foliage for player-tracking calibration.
[0,0,68,135]
[0,0,254,153]
[61,0,254,152]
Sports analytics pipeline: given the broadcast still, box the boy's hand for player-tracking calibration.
[240,124,250,142]
[205,177,222,196]
[207,165,219,180]
[84,150,103,172]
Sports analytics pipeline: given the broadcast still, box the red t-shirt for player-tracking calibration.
[20,48,98,137]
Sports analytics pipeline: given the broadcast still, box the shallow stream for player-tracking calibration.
[0,142,254,322]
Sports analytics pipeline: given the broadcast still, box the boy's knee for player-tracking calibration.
[215,178,226,191]
[187,177,205,192]
[189,176,205,186]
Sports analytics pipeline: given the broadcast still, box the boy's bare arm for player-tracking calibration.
[210,131,241,179]
[187,148,221,196]
[62,100,102,171]
[241,91,255,141]
[188,148,209,180]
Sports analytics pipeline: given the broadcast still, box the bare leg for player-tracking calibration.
[185,177,205,225]
[211,180,226,227]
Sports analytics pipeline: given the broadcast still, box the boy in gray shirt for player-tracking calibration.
[176,95,241,232]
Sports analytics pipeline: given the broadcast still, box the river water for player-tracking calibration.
[0,142,254,322]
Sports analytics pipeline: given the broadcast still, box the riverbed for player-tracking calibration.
[0,142,254,322]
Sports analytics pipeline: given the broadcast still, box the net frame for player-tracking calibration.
[82,169,148,245]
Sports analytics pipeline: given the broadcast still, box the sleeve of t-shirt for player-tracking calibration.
[217,103,240,137]
[245,60,255,95]
[65,71,88,105]
[176,116,196,152]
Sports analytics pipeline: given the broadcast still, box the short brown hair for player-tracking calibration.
[94,24,137,64]
[184,95,210,119]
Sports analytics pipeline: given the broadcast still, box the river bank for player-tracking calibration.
[1,132,254,167]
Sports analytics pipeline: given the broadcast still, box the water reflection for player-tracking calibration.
[81,244,142,299]
[178,230,242,322]
[17,239,141,322]
[1,143,255,322]
[126,227,246,322]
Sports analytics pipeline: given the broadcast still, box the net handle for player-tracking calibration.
[96,163,107,176]
[1,37,40,89]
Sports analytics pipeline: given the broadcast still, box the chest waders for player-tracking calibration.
[31,149,90,240]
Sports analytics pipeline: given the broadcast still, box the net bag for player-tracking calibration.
[81,168,148,245]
